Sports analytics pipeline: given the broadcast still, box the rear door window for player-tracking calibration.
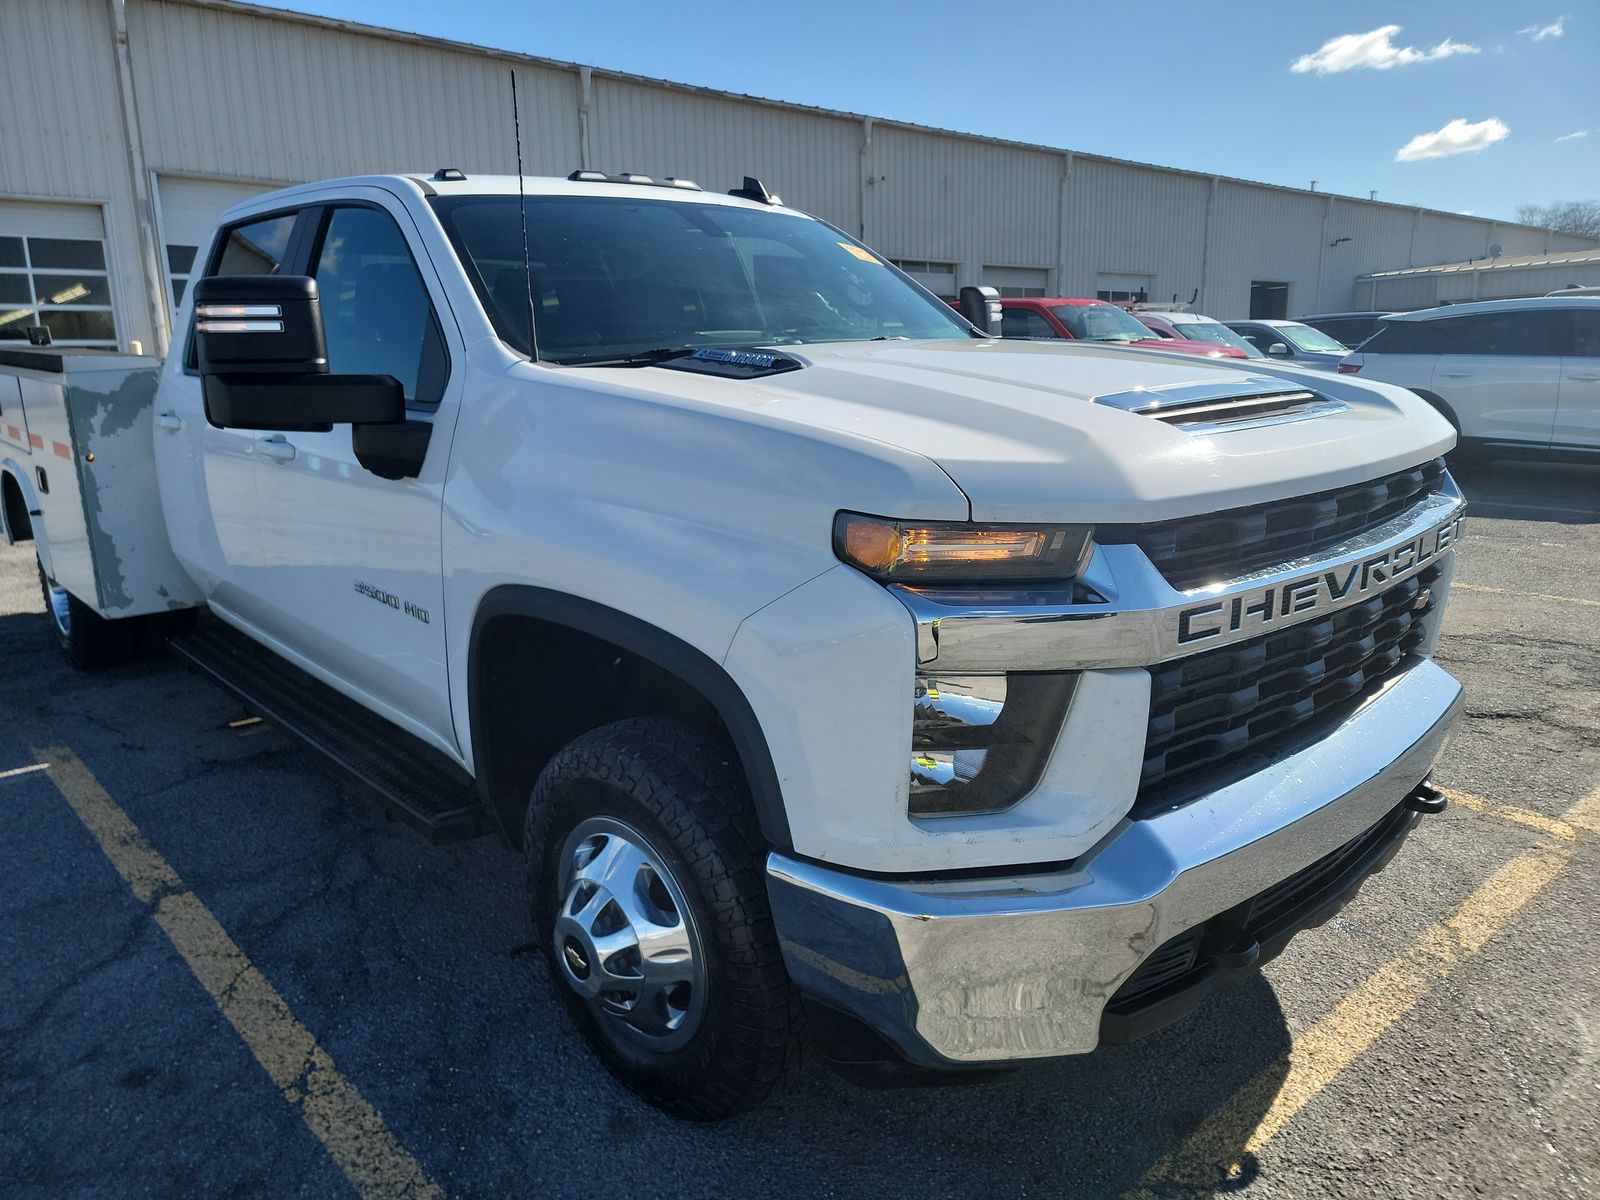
[1430,310,1566,356]
[186,209,304,370]
[212,214,297,277]
[1567,309,1600,358]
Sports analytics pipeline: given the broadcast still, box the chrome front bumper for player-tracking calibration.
[767,658,1464,1067]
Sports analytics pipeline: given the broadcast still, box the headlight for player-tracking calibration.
[910,673,1079,817]
[834,513,1093,584]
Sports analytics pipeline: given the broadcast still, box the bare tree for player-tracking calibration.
[1514,200,1600,239]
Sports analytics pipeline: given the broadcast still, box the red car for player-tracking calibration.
[997,297,1248,358]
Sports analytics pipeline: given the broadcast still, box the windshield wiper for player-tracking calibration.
[561,347,702,368]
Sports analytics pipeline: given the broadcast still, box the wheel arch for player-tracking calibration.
[467,585,790,852]
[1409,388,1464,435]
[1,464,36,546]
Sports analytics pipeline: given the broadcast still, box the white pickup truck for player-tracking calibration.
[0,169,1466,1118]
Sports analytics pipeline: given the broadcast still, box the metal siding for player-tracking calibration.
[0,0,127,201]
[6,0,1594,361]
[1068,161,1208,305]
[870,127,1058,281]
[127,0,579,181]
[586,79,861,233]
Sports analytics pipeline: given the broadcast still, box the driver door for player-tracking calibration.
[244,193,461,755]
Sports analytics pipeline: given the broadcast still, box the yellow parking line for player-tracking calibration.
[1125,785,1598,1198]
[1453,581,1600,609]
[1439,785,1582,843]
[34,744,443,1200]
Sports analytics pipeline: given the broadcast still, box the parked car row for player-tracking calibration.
[982,284,1599,454]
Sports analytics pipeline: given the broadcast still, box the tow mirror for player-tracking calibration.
[1267,341,1292,357]
[194,275,404,433]
[959,285,1003,336]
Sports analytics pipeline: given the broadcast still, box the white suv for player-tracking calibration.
[1341,297,1600,452]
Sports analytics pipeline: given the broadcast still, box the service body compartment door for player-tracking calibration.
[4,352,201,615]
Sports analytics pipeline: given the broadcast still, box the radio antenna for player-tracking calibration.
[510,69,538,360]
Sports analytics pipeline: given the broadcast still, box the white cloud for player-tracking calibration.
[1518,17,1565,40]
[1395,117,1510,162]
[1291,25,1480,74]
[1553,129,1589,143]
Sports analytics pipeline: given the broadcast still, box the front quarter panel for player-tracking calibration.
[441,347,971,773]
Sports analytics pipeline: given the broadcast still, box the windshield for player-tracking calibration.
[431,194,970,362]
[1048,303,1155,343]
[1277,322,1348,354]
[1169,317,1263,357]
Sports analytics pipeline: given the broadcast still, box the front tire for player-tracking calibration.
[525,717,801,1119]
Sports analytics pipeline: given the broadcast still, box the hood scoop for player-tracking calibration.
[1095,377,1347,433]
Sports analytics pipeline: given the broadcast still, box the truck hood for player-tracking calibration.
[584,338,1456,524]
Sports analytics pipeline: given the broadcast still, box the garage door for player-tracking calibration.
[891,259,958,301]
[0,200,119,349]
[154,176,282,317]
[1097,273,1152,303]
[982,266,1048,298]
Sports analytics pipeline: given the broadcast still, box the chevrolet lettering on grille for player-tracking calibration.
[1168,509,1465,651]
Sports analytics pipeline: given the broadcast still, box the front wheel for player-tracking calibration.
[525,718,801,1119]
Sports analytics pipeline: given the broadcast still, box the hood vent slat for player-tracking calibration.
[1095,378,1349,433]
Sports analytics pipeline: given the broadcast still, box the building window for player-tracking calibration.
[166,244,199,310]
[1096,289,1146,304]
[0,235,118,348]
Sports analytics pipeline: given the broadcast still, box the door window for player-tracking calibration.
[213,214,296,276]
[1000,307,1058,339]
[1569,309,1600,358]
[1428,310,1565,356]
[310,207,447,406]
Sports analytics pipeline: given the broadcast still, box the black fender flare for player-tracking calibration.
[466,585,791,851]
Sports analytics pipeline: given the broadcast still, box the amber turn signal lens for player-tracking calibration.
[834,513,1092,583]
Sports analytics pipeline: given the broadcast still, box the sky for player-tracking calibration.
[254,0,1596,222]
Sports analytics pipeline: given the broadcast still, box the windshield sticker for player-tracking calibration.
[838,242,881,264]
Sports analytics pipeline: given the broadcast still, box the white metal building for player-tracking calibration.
[4,0,1595,359]
[1357,247,1600,310]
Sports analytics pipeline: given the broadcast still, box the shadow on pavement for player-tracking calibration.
[1449,455,1599,524]
[0,564,1292,1199]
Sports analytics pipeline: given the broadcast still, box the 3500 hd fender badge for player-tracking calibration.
[1169,511,1463,650]
[354,579,430,624]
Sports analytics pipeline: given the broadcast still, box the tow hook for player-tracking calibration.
[1403,780,1448,815]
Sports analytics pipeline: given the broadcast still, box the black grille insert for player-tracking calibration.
[1137,566,1441,813]
[1103,458,1447,590]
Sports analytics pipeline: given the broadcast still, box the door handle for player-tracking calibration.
[156,411,183,431]
[256,435,297,463]
[1569,373,1600,382]
[1438,370,1472,378]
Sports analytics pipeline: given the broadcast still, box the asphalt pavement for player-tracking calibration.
[1,456,1596,1199]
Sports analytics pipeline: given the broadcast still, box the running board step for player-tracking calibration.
[170,620,487,844]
